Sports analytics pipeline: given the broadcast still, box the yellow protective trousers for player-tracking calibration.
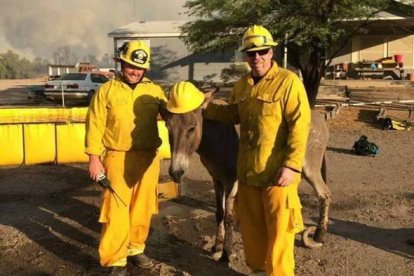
[98,150,160,267]
[237,183,304,276]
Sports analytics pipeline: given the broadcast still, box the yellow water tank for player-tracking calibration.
[0,124,24,166]
[0,107,171,166]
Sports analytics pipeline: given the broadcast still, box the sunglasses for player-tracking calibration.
[245,48,270,57]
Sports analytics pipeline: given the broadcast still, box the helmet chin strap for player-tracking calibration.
[124,73,144,83]
[122,73,145,90]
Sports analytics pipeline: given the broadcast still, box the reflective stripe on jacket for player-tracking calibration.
[204,62,311,187]
[85,77,167,155]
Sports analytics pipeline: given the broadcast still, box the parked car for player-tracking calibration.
[43,72,111,103]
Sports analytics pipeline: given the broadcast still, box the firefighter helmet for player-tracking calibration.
[240,25,278,52]
[116,40,150,69]
[167,81,205,114]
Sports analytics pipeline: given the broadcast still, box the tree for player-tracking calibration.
[32,57,49,76]
[0,50,35,79]
[84,54,99,65]
[99,53,114,68]
[0,50,21,78]
[0,50,47,79]
[52,46,78,65]
[181,0,410,107]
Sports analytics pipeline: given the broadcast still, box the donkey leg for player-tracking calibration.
[223,180,238,260]
[212,179,225,261]
[304,171,331,244]
[316,190,331,243]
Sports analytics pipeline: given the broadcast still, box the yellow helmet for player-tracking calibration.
[117,40,150,69]
[240,25,278,52]
[167,81,205,114]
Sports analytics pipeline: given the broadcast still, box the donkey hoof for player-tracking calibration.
[303,226,323,249]
[212,251,223,261]
[314,227,326,243]
[219,250,229,263]
[212,250,230,262]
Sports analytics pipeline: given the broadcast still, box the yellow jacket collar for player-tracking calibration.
[114,75,152,89]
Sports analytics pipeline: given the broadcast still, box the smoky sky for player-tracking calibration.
[0,0,188,61]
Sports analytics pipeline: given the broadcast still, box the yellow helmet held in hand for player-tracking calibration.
[167,81,205,114]
[240,25,278,52]
[117,40,150,69]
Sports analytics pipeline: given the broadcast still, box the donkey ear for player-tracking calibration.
[204,91,214,101]
[201,93,214,110]
[199,86,218,109]
[203,86,218,100]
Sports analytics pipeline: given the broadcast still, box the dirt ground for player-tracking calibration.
[0,79,414,276]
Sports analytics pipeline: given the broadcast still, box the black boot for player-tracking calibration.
[109,266,127,276]
[128,254,154,269]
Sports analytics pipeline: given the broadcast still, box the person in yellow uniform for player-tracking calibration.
[85,40,166,276]
[203,25,311,276]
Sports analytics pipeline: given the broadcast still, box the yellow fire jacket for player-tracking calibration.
[85,77,166,155]
[204,62,311,187]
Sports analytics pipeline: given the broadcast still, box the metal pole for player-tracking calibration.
[114,38,119,71]
[283,32,288,68]
[61,81,65,108]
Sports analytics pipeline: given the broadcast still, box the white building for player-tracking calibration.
[108,20,234,84]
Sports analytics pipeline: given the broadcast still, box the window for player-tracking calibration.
[91,74,109,83]
[60,73,87,80]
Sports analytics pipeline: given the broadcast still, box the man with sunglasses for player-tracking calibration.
[203,25,311,275]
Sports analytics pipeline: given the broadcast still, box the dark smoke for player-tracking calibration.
[0,0,187,62]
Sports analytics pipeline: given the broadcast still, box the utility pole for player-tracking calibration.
[283,32,288,68]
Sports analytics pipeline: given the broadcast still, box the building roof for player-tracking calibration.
[345,2,414,34]
[108,20,187,38]
[376,10,412,20]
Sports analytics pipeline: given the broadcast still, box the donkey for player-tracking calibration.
[164,99,331,254]
[164,106,239,261]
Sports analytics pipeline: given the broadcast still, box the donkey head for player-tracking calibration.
[164,109,203,183]
[164,81,216,182]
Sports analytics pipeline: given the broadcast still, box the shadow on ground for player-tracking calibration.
[329,218,414,259]
[0,165,103,273]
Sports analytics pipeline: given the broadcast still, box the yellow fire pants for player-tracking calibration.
[237,182,303,276]
[98,150,160,267]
